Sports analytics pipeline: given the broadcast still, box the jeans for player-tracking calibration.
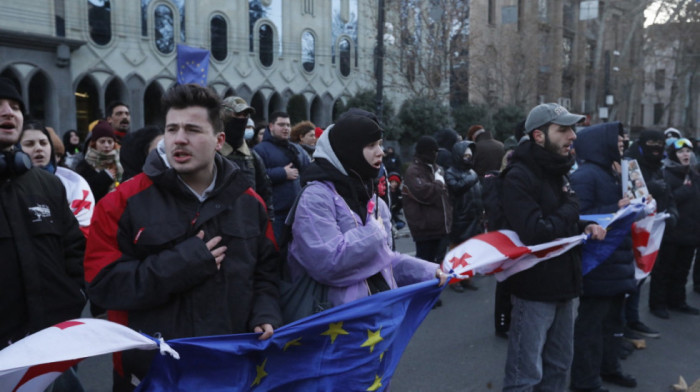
[624,278,644,325]
[570,295,625,389]
[503,296,575,392]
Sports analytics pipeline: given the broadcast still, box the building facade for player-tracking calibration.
[0,0,376,136]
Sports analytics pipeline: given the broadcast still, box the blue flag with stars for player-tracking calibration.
[176,44,209,86]
[136,279,444,391]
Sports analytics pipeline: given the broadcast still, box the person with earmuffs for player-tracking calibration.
[0,78,87,390]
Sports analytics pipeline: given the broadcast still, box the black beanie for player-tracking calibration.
[329,114,383,179]
[0,77,25,114]
[415,135,439,163]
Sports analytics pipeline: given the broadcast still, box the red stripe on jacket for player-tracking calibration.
[244,187,278,250]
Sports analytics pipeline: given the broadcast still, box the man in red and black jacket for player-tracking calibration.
[85,84,281,391]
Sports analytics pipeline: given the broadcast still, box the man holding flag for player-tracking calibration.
[85,84,281,391]
[500,103,605,391]
[569,122,638,390]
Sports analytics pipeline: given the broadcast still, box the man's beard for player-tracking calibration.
[543,136,563,156]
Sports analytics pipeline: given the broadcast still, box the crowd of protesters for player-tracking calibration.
[2,74,699,391]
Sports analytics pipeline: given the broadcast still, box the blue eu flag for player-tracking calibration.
[580,203,646,275]
[136,279,443,391]
[177,44,209,86]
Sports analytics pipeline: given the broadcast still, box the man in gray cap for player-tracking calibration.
[500,103,606,391]
[220,96,272,215]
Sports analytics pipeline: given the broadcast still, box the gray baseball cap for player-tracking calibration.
[525,103,585,134]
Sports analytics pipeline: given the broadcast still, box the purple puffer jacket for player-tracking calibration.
[288,180,437,307]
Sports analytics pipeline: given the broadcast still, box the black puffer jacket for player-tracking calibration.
[570,122,635,297]
[502,141,589,301]
[0,167,86,348]
[446,141,483,244]
[662,160,700,246]
[85,149,281,380]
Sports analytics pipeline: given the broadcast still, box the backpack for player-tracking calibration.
[278,184,332,324]
[480,167,511,232]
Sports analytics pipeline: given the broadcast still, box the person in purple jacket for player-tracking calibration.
[288,111,447,307]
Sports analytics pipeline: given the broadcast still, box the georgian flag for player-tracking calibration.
[442,230,587,282]
[0,319,168,392]
[632,213,669,280]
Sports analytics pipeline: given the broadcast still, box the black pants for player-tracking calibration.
[414,238,445,264]
[494,281,512,334]
[692,248,700,290]
[649,242,696,309]
[571,294,625,389]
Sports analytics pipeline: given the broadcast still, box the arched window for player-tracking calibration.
[154,4,175,54]
[210,15,227,61]
[301,31,315,72]
[88,0,111,45]
[339,38,351,77]
[259,23,274,67]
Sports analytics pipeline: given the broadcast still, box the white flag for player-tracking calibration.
[0,318,159,392]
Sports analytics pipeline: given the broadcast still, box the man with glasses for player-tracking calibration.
[254,112,311,240]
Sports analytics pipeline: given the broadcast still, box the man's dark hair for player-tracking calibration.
[106,101,129,118]
[269,112,289,124]
[161,84,223,133]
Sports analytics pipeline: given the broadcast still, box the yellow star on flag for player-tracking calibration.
[360,328,384,353]
[367,374,383,391]
[284,337,302,351]
[321,322,349,344]
[251,358,268,386]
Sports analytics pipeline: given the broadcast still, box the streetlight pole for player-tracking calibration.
[375,0,385,124]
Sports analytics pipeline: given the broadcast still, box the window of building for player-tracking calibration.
[154,4,175,54]
[563,37,573,68]
[301,31,316,72]
[259,23,274,67]
[88,0,111,45]
[339,38,351,77]
[488,0,496,25]
[55,0,65,37]
[210,15,227,61]
[655,69,665,90]
[653,103,664,124]
[502,6,517,24]
[538,0,548,22]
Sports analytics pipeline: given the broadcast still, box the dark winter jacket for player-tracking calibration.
[222,141,273,218]
[473,131,505,177]
[75,158,114,201]
[0,167,86,348]
[624,144,678,225]
[502,141,590,301]
[254,129,311,216]
[662,160,700,246]
[402,156,453,240]
[446,141,483,244]
[85,148,281,380]
[570,122,636,297]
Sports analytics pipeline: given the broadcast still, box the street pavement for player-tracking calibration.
[79,229,700,391]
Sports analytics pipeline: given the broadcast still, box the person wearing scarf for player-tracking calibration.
[287,112,446,308]
[501,103,606,392]
[76,120,123,201]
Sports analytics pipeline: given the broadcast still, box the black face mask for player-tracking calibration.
[640,143,664,163]
[223,117,248,149]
